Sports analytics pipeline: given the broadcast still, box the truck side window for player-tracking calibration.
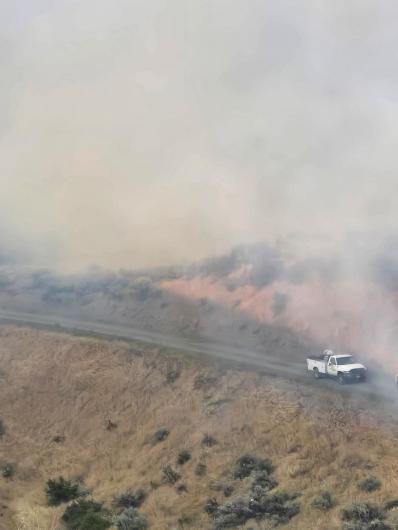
[330,358,336,366]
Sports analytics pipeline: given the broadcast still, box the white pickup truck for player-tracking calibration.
[307,349,367,384]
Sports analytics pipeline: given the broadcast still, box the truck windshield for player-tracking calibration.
[336,357,353,365]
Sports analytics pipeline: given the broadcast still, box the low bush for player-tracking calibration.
[1,462,15,479]
[0,420,5,438]
[114,508,148,530]
[176,484,188,494]
[106,419,117,431]
[195,464,207,477]
[52,435,65,444]
[208,489,300,529]
[234,455,274,480]
[312,491,335,511]
[113,489,146,510]
[223,485,234,497]
[62,499,111,530]
[342,502,384,523]
[251,471,278,492]
[249,489,300,524]
[177,450,191,466]
[162,465,180,484]
[202,434,218,447]
[359,477,381,493]
[166,370,180,383]
[204,498,219,516]
[153,428,169,443]
[210,499,252,529]
[46,477,81,506]
[384,499,398,511]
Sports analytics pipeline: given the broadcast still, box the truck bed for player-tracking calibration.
[307,355,325,361]
[307,357,327,375]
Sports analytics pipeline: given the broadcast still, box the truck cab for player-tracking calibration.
[307,350,367,383]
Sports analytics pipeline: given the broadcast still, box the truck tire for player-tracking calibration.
[338,374,345,385]
[313,368,320,379]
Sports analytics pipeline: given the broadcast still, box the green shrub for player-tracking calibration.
[0,420,5,438]
[209,489,300,529]
[46,477,81,506]
[341,501,390,530]
[153,428,169,443]
[62,499,111,530]
[114,508,148,530]
[176,451,191,466]
[210,499,251,529]
[342,502,384,523]
[162,465,180,484]
[234,455,274,480]
[359,477,381,493]
[250,490,300,524]
[312,491,335,511]
[113,489,146,509]
[1,462,15,478]
[251,471,278,492]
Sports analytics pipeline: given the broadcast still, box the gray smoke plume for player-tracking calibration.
[1,1,398,270]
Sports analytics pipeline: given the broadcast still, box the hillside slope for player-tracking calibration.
[0,264,315,366]
[2,239,398,375]
[1,326,398,530]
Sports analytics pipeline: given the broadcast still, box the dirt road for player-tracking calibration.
[0,308,395,409]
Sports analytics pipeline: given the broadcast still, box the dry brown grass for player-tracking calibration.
[15,505,62,530]
[0,325,398,529]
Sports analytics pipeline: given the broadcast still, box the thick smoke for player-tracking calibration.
[1,1,398,270]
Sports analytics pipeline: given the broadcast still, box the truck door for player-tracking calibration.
[328,357,338,376]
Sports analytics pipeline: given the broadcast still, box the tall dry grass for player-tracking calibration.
[0,325,398,529]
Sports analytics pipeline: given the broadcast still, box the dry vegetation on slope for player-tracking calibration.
[1,326,398,529]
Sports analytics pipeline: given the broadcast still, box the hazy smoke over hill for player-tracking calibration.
[1,1,398,270]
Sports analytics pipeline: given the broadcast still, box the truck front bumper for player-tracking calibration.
[344,370,366,381]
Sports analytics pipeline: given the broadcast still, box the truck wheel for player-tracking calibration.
[338,374,345,385]
[313,368,320,379]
